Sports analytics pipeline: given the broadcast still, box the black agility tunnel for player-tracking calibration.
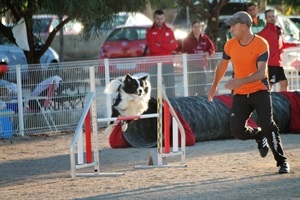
[122,92,300,148]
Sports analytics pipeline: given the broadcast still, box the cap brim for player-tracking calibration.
[224,18,237,26]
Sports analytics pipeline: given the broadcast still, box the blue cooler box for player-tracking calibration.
[0,109,14,139]
[6,97,21,113]
[6,102,18,113]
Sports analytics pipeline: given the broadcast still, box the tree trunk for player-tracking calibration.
[59,16,65,62]
[25,51,43,84]
[206,18,220,51]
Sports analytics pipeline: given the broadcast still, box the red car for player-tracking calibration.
[99,25,151,76]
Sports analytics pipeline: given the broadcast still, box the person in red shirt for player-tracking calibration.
[146,10,177,56]
[181,20,215,56]
[179,20,215,96]
[258,9,299,91]
[146,9,177,98]
[208,11,289,174]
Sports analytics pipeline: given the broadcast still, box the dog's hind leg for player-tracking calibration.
[104,108,120,137]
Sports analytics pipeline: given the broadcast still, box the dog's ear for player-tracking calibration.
[124,74,133,82]
[141,75,148,81]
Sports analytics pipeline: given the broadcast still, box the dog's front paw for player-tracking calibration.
[121,121,128,132]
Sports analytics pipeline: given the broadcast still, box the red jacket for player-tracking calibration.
[258,23,297,67]
[146,23,178,56]
[181,33,215,55]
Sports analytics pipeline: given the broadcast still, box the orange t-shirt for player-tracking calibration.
[224,35,270,95]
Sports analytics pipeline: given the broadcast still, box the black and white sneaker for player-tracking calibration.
[278,162,290,174]
[256,134,269,157]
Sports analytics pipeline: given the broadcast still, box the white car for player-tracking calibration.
[100,12,153,30]
[276,15,300,41]
[288,16,300,30]
[0,33,59,82]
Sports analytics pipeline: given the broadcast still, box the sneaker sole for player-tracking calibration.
[278,168,290,174]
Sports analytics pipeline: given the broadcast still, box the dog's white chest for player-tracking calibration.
[117,95,149,116]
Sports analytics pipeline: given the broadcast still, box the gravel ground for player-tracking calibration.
[0,131,299,200]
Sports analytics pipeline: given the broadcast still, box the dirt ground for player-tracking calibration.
[0,131,300,200]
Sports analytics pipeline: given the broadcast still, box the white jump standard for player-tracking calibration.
[70,64,187,178]
[135,63,187,169]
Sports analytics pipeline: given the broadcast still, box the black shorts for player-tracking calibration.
[268,66,287,84]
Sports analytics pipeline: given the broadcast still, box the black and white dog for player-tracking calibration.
[104,73,151,132]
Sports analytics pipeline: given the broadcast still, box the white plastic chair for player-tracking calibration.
[27,76,62,132]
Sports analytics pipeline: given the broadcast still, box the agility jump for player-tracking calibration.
[70,64,186,178]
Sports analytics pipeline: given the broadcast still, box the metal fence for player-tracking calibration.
[0,49,300,138]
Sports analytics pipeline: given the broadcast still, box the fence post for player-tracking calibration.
[16,65,24,136]
[104,58,111,125]
[182,53,188,97]
[156,62,163,165]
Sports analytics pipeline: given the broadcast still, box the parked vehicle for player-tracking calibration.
[98,24,186,78]
[100,12,153,30]
[33,15,83,36]
[222,13,300,43]
[275,14,300,41]
[33,12,152,61]
[171,2,248,51]
[0,33,60,82]
[172,3,300,51]
[98,25,151,76]
[288,16,300,31]
[99,25,150,59]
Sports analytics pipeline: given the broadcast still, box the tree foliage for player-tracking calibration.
[178,0,300,50]
[0,0,151,65]
[180,0,231,50]
[268,0,300,8]
[267,0,300,15]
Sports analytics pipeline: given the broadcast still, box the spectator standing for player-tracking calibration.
[180,20,215,96]
[146,9,178,98]
[246,2,265,34]
[208,11,290,174]
[227,2,265,40]
[258,9,299,91]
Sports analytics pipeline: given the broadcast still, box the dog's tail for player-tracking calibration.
[104,79,123,94]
